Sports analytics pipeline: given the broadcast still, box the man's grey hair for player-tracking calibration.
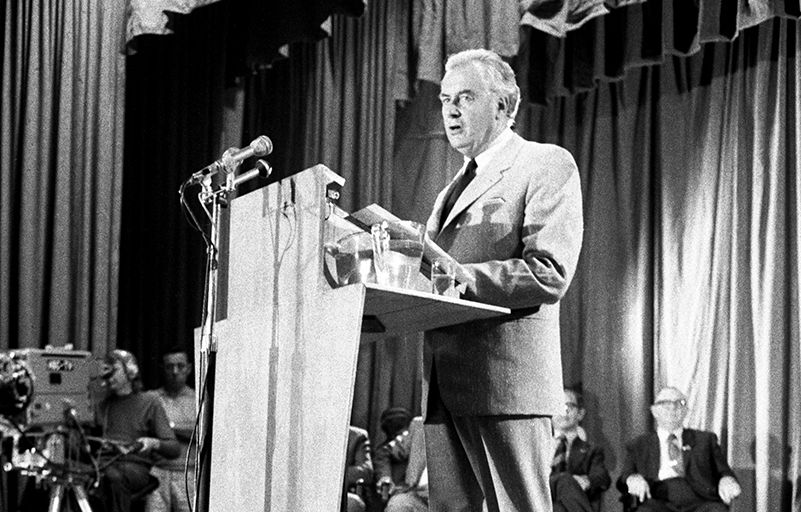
[444,49,521,123]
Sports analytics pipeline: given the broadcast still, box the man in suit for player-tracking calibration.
[381,416,429,512]
[424,48,584,511]
[374,406,413,500]
[342,425,374,512]
[550,387,611,512]
[617,387,742,511]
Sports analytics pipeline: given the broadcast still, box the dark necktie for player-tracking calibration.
[439,159,477,227]
[551,435,568,474]
[667,433,685,476]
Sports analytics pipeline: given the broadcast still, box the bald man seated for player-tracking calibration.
[617,387,741,512]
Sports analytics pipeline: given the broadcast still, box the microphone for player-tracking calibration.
[189,136,273,183]
[232,159,272,189]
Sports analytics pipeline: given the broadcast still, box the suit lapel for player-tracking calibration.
[646,432,661,479]
[440,134,522,230]
[568,437,587,471]
[681,429,694,474]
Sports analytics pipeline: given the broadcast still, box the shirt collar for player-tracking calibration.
[657,427,684,443]
[464,128,514,175]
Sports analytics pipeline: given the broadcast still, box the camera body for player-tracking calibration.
[10,348,95,427]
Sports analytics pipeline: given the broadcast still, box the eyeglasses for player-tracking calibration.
[654,399,686,408]
[562,402,580,413]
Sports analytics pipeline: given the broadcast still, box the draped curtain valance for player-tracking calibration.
[125,0,366,69]
[400,0,801,104]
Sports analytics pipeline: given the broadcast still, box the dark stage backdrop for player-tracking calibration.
[120,2,234,387]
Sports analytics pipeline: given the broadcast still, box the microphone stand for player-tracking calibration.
[190,164,269,512]
[193,173,229,512]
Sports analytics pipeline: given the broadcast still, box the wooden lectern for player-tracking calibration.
[206,165,509,511]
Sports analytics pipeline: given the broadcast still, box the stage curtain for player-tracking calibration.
[393,17,801,512]
[119,2,234,385]
[126,0,223,43]
[516,0,801,103]
[125,0,366,70]
[0,0,126,354]
[240,0,424,443]
[403,1,801,103]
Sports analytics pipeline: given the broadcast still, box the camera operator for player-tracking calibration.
[95,350,179,512]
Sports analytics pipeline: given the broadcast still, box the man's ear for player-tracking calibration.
[577,408,586,422]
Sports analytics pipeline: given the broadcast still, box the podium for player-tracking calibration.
[206,165,509,511]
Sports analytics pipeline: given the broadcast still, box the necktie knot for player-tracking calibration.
[465,158,478,176]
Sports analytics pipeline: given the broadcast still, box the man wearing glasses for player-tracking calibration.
[550,387,610,511]
[618,387,741,511]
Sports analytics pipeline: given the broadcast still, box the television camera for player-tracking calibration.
[0,348,139,511]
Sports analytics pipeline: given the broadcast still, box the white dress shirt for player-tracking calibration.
[657,427,685,480]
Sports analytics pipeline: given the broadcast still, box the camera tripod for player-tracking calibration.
[45,469,94,512]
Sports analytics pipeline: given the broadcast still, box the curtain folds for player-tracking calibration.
[517,1,801,103]
[241,1,423,443]
[125,0,222,43]
[405,1,801,103]
[0,0,126,353]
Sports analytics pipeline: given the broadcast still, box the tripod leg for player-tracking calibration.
[48,483,65,512]
[73,484,93,512]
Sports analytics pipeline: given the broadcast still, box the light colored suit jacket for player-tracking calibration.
[424,132,583,417]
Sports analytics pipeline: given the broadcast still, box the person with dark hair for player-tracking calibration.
[374,406,412,500]
[550,387,610,512]
[618,387,741,511]
[146,347,196,512]
[95,349,180,512]
[423,48,583,511]
[382,416,428,512]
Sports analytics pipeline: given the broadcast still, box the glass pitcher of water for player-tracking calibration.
[371,220,425,289]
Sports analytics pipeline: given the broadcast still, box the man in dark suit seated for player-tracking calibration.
[374,406,412,501]
[550,387,610,512]
[342,425,373,512]
[617,387,741,512]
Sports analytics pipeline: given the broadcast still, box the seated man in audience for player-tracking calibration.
[617,386,741,512]
[383,416,428,512]
[550,387,610,512]
[95,349,180,512]
[147,346,196,512]
[374,407,412,501]
[342,425,374,512]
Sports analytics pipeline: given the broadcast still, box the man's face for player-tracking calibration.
[650,387,688,431]
[439,64,507,159]
[163,352,191,389]
[552,390,585,432]
[106,361,129,395]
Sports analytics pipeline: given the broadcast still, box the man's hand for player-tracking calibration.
[136,437,161,454]
[376,476,393,494]
[572,474,590,491]
[625,474,651,502]
[718,476,741,505]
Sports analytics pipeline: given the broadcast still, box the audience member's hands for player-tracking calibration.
[376,476,393,494]
[572,474,590,491]
[718,476,741,504]
[625,474,651,502]
[136,437,161,454]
